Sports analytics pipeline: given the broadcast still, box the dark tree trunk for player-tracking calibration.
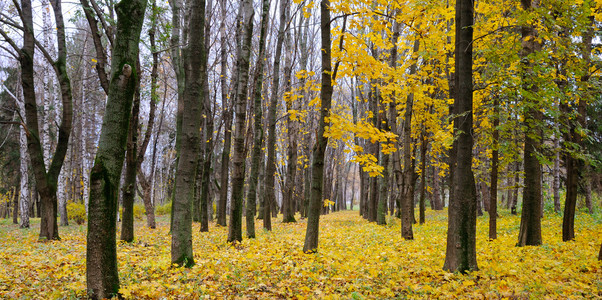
[198,2,214,232]
[401,39,420,240]
[517,0,543,247]
[562,15,592,241]
[86,0,147,296]
[245,0,270,239]
[489,96,499,240]
[303,0,333,253]
[443,0,478,272]
[15,0,74,241]
[171,0,205,266]
[264,0,291,230]
[120,59,141,243]
[216,0,230,228]
[419,128,427,224]
[227,0,254,243]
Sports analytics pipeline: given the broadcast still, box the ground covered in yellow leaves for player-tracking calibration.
[0,209,601,299]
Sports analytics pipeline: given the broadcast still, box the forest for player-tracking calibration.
[0,0,601,298]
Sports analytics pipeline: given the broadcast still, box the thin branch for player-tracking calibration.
[0,14,25,30]
[90,0,114,46]
[0,28,22,55]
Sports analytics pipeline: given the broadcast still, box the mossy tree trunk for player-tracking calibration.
[86,0,147,296]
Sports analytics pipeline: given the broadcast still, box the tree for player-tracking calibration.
[171,0,206,265]
[303,0,334,253]
[227,0,254,243]
[264,0,291,230]
[0,0,74,241]
[443,0,478,272]
[517,0,543,247]
[246,0,270,239]
[86,0,147,297]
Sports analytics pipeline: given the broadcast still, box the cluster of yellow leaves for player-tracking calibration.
[0,210,600,299]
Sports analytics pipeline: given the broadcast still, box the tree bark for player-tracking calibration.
[517,0,543,247]
[443,0,478,272]
[246,0,270,239]
[303,0,333,253]
[216,0,230,228]
[227,0,254,243]
[401,38,420,240]
[86,0,147,296]
[489,96,499,240]
[171,0,205,265]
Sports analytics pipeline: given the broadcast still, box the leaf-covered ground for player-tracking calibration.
[0,209,600,299]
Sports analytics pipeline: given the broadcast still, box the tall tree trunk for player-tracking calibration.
[86,0,147,296]
[12,0,75,241]
[246,0,270,239]
[171,0,205,265]
[443,0,478,272]
[17,93,30,228]
[401,38,420,240]
[120,59,141,243]
[562,14,592,241]
[303,0,333,253]
[216,0,231,227]
[517,0,543,247]
[198,0,214,233]
[419,128,427,224]
[489,96,499,240]
[264,0,291,230]
[553,128,561,213]
[227,0,254,243]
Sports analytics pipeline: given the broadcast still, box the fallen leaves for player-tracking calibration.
[0,209,600,299]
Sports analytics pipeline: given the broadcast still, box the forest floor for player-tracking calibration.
[0,209,601,299]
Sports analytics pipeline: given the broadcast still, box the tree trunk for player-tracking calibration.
[171,0,205,265]
[86,0,147,296]
[443,0,478,272]
[120,59,141,243]
[517,0,543,247]
[227,0,254,243]
[419,128,427,224]
[216,0,230,228]
[264,0,291,230]
[401,38,420,240]
[489,96,499,240]
[553,130,561,213]
[17,95,30,228]
[198,0,213,233]
[245,0,270,239]
[303,0,333,253]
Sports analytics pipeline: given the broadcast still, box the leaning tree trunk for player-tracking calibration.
[227,0,254,243]
[303,0,334,253]
[517,0,543,247]
[443,0,478,273]
[86,0,147,296]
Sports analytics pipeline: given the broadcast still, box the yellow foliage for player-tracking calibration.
[67,202,86,225]
[0,210,600,299]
